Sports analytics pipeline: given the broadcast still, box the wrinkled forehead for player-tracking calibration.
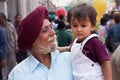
[42,19,51,28]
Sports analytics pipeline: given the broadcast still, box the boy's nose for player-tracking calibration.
[77,27,82,31]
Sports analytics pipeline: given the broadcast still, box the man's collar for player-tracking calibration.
[28,50,59,72]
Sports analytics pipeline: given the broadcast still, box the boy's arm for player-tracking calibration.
[57,46,70,52]
[101,60,112,80]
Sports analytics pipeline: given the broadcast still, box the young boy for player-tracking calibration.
[67,3,112,80]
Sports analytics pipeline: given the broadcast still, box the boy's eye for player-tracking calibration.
[81,24,87,28]
[73,25,78,27]
[71,24,78,28]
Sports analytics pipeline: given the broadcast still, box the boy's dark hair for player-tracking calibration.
[67,3,97,26]
[0,12,7,20]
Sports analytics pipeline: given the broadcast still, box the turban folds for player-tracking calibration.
[18,6,49,50]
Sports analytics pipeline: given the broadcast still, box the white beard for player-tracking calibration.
[32,45,51,54]
[32,35,58,54]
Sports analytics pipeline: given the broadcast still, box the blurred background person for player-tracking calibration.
[0,27,7,80]
[106,11,120,53]
[98,17,108,44]
[56,20,72,47]
[14,13,27,63]
[111,45,120,80]
[0,12,18,80]
[14,13,22,33]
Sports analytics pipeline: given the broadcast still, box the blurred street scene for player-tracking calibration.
[0,0,120,80]
[0,0,119,23]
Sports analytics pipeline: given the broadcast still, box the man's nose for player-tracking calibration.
[50,29,55,36]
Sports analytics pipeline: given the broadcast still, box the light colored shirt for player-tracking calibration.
[8,50,73,80]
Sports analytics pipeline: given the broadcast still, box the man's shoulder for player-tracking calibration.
[57,52,71,62]
[8,58,28,80]
[10,57,29,73]
[52,50,71,60]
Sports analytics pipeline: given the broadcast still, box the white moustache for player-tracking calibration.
[48,35,57,42]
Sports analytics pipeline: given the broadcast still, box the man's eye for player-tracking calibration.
[41,28,47,33]
[43,29,47,32]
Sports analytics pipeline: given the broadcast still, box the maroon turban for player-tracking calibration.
[18,6,49,50]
